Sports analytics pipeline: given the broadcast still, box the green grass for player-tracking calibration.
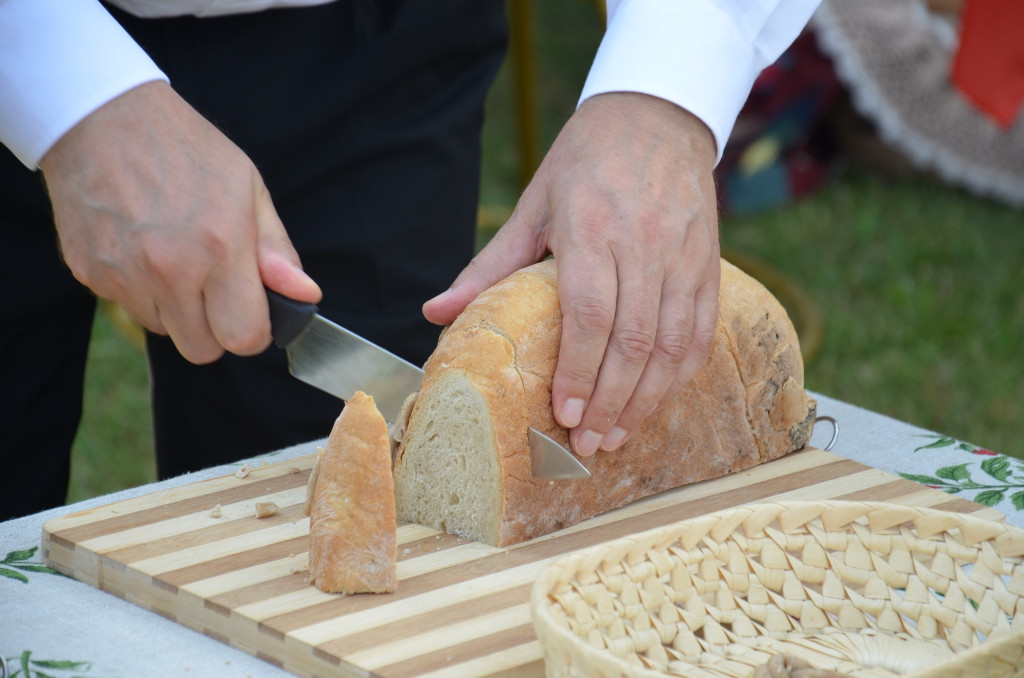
[66,3,1023,504]
[68,310,154,504]
[721,170,1024,456]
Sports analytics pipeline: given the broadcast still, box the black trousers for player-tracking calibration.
[0,0,507,520]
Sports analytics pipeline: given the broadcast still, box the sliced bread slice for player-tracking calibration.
[309,390,397,594]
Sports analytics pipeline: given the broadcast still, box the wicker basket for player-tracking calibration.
[531,501,1024,678]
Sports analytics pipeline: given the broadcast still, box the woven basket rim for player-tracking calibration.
[530,500,1024,678]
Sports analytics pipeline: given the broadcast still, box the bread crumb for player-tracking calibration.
[287,466,301,474]
[210,504,223,519]
[255,502,279,518]
[259,460,269,467]
[234,464,253,479]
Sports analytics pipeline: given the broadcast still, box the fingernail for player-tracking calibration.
[601,427,629,451]
[292,264,322,294]
[575,430,603,457]
[427,288,453,305]
[559,398,584,428]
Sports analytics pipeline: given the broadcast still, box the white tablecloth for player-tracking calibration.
[2,392,1021,677]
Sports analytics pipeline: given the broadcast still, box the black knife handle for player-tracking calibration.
[266,288,318,349]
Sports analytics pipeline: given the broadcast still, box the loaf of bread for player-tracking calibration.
[308,391,397,594]
[393,259,816,547]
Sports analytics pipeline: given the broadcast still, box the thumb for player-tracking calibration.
[254,182,322,303]
[423,190,548,325]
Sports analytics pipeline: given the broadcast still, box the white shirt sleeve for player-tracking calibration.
[581,0,821,163]
[0,0,169,169]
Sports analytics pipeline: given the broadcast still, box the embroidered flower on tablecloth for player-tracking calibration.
[2,651,96,678]
[899,434,1024,510]
[0,546,66,584]
[912,435,976,454]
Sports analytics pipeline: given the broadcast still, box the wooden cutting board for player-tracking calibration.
[42,447,1004,678]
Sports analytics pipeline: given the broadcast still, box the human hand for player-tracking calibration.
[39,81,320,364]
[423,92,720,456]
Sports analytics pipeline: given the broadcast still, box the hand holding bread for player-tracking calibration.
[422,92,720,458]
[398,258,815,546]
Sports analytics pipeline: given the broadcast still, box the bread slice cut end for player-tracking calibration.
[394,370,502,545]
[308,391,397,594]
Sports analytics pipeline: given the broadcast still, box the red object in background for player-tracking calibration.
[951,0,1024,128]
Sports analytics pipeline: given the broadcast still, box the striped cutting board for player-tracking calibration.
[41,447,1003,678]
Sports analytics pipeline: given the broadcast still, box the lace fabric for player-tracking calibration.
[811,0,1024,208]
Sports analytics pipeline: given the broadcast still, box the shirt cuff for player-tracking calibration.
[580,0,800,165]
[0,0,169,169]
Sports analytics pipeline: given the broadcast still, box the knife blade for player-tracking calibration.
[266,289,591,480]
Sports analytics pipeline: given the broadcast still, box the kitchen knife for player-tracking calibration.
[266,289,591,480]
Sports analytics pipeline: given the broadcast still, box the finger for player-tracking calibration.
[597,270,694,451]
[255,182,321,304]
[204,263,271,357]
[660,265,720,408]
[550,247,618,449]
[154,289,224,364]
[160,178,274,362]
[565,260,660,456]
[422,188,548,326]
[205,181,290,357]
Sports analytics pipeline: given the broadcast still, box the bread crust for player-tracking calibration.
[395,259,816,547]
[309,391,397,593]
